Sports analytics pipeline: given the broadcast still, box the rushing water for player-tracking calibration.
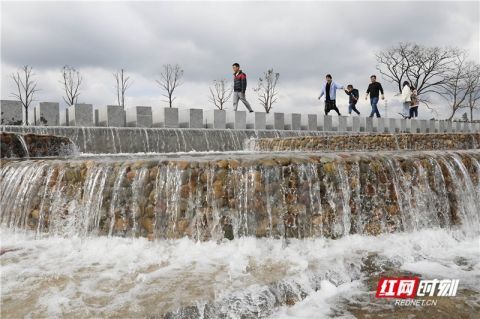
[1,227,478,318]
[1,126,349,153]
[1,129,480,318]
[1,151,479,240]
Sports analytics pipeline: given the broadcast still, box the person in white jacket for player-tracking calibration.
[318,74,344,115]
[401,81,412,118]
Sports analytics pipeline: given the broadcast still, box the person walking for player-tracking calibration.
[400,81,411,118]
[232,63,253,112]
[365,75,384,118]
[344,84,360,115]
[318,74,344,116]
[409,86,419,119]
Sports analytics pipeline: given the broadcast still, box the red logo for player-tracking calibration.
[376,277,420,298]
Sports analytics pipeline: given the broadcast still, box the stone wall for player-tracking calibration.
[0,132,77,158]
[248,133,480,152]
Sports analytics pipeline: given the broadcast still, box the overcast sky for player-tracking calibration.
[1,1,479,120]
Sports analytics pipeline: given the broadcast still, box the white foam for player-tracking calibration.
[1,227,478,318]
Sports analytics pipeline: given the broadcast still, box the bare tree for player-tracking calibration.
[209,79,232,110]
[113,69,132,108]
[437,54,479,120]
[10,65,39,125]
[254,69,280,114]
[376,42,459,111]
[155,64,184,108]
[465,63,480,121]
[61,65,82,106]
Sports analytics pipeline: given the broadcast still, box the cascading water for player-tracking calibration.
[1,129,479,318]
[1,125,370,153]
[1,151,479,240]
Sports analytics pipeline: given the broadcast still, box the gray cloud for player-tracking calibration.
[1,1,479,119]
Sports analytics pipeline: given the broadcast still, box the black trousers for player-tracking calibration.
[409,106,418,118]
[325,100,340,115]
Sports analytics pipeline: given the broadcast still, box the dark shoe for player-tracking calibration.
[249,110,254,113]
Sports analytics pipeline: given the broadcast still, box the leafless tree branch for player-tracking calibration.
[113,68,132,108]
[155,64,184,108]
[208,79,232,110]
[10,65,39,125]
[254,69,280,113]
[60,65,82,106]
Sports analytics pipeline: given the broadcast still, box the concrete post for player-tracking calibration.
[338,116,347,132]
[284,113,302,130]
[445,120,453,132]
[226,110,247,129]
[352,117,361,132]
[246,112,266,130]
[68,103,94,126]
[438,120,445,133]
[388,118,396,133]
[455,121,462,132]
[375,118,385,133]
[365,117,373,132]
[301,114,317,131]
[152,107,179,128]
[428,120,436,133]
[266,112,284,130]
[179,108,203,128]
[419,120,427,133]
[126,106,152,128]
[59,109,68,126]
[399,119,407,132]
[35,102,60,126]
[0,100,23,125]
[322,115,333,131]
[205,109,227,129]
[410,119,420,133]
[98,105,125,127]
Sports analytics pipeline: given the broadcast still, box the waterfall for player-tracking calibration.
[2,151,479,240]
[1,125,349,153]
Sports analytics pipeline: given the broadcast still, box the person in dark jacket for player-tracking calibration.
[365,75,384,118]
[344,84,360,115]
[232,63,253,112]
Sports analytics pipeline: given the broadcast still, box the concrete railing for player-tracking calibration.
[1,100,479,133]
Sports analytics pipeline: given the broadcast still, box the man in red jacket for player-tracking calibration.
[232,63,254,112]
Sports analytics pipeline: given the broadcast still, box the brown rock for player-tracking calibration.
[141,217,154,233]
